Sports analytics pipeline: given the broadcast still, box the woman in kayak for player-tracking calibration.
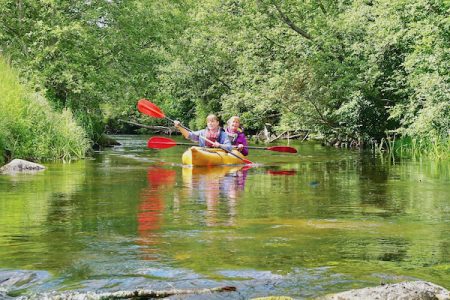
[174,114,232,151]
[225,116,249,156]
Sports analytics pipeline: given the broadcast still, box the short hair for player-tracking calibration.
[227,116,240,125]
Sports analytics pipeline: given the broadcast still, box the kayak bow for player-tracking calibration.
[182,146,247,166]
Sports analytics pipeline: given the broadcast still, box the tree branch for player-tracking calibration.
[260,33,286,48]
[217,77,231,90]
[118,119,175,134]
[305,98,337,129]
[271,1,312,40]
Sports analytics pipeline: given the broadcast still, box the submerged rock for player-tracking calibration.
[319,281,449,300]
[0,269,50,299]
[0,159,45,174]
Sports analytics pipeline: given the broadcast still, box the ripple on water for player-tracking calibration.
[0,269,51,293]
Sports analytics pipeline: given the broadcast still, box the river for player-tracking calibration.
[0,135,449,299]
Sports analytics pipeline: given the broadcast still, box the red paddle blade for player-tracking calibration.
[137,99,165,118]
[147,136,177,149]
[242,158,252,164]
[267,146,297,153]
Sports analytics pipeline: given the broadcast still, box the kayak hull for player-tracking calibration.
[182,165,244,177]
[182,146,246,166]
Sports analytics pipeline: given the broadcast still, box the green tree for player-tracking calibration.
[0,0,190,142]
[2,0,447,156]
[156,0,448,153]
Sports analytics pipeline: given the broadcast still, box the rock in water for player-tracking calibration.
[0,159,45,174]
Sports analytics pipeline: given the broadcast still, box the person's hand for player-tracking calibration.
[174,120,181,128]
[212,141,220,148]
[237,144,244,151]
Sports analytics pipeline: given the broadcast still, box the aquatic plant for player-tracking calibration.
[379,135,450,160]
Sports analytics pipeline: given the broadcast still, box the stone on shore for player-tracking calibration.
[319,281,449,300]
[0,159,45,174]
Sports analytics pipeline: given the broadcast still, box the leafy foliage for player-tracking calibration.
[1,0,448,158]
[0,0,190,141]
[156,0,448,154]
[0,57,90,162]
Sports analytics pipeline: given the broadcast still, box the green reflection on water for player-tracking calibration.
[0,135,449,296]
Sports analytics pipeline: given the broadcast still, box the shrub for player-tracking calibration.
[0,57,90,162]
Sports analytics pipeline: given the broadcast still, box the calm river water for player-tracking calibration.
[0,135,449,299]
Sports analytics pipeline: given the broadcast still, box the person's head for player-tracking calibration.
[227,116,241,132]
[206,114,220,131]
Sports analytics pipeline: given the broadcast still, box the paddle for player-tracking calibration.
[148,136,297,153]
[247,145,297,153]
[147,136,195,149]
[138,99,252,164]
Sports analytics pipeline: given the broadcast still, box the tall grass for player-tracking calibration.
[0,57,90,164]
[380,135,450,160]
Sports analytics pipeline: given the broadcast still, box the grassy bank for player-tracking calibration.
[0,57,90,165]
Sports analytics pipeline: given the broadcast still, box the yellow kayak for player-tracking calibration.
[182,146,246,166]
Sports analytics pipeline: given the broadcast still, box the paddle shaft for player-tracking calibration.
[246,145,277,150]
[152,141,279,151]
[149,140,249,150]
[165,117,250,163]
[151,141,195,147]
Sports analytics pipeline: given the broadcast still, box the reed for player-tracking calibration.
[0,57,90,163]
[387,136,449,160]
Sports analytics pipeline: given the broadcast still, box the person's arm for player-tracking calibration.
[217,130,232,151]
[174,121,203,144]
[174,121,190,139]
[238,133,249,156]
[190,130,202,144]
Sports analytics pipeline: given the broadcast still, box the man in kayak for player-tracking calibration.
[225,116,249,156]
[174,114,232,151]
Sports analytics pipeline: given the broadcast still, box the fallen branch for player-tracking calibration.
[288,132,308,140]
[118,119,174,134]
[301,131,309,141]
[269,131,287,143]
[30,286,237,300]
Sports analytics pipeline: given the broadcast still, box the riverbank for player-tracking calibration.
[1,269,448,299]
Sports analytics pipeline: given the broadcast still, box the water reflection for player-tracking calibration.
[138,167,176,260]
[182,166,248,226]
[137,165,249,259]
[267,169,297,176]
